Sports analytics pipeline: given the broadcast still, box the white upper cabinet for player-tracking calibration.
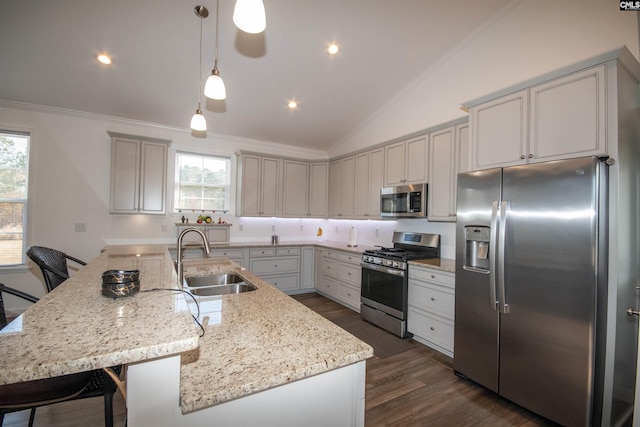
[282,160,309,217]
[425,121,469,222]
[352,148,384,219]
[368,148,384,218]
[308,162,329,218]
[109,132,169,215]
[354,152,371,218]
[237,153,281,217]
[384,135,428,186]
[428,126,456,221]
[329,157,356,218]
[470,65,606,170]
[283,160,328,218]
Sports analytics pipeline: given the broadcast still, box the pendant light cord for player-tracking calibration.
[198,13,203,109]
[214,0,220,70]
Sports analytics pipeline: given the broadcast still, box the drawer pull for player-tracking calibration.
[430,326,435,331]
[430,297,435,301]
[431,275,435,279]
[274,264,278,268]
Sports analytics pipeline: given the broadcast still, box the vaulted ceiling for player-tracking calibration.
[0,0,510,151]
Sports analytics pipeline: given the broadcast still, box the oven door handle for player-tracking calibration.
[360,262,405,277]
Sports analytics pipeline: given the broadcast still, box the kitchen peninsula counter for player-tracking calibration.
[0,244,199,385]
[2,244,373,426]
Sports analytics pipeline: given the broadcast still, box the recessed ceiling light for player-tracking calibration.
[288,100,298,110]
[327,44,339,55]
[97,54,112,65]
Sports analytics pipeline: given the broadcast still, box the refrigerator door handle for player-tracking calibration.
[497,200,510,314]
[489,201,499,311]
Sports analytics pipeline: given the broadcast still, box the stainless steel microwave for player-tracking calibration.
[380,184,427,218]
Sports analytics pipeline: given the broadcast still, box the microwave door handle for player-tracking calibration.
[489,201,499,311]
[497,201,510,314]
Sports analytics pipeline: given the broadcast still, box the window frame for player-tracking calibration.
[173,151,231,213]
[0,128,31,268]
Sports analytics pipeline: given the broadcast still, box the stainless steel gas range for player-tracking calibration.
[360,231,440,338]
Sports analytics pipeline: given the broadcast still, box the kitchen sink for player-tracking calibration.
[184,273,244,288]
[188,283,257,296]
[183,273,257,297]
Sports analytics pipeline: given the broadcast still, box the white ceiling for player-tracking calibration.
[0,0,509,151]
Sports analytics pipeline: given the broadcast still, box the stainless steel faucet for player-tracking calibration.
[176,228,211,285]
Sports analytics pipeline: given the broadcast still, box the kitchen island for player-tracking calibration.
[0,244,373,426]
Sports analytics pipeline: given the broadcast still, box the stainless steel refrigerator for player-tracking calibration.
[454,156,609,426]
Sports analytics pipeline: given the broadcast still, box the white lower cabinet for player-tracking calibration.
[249,246,309,294]
[407,265,455,357]
[316,248,362,311]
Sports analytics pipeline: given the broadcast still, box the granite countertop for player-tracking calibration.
[408,257,456,273]
[179,239,379,256]
[0,244,199,385]
[178,257,373,414]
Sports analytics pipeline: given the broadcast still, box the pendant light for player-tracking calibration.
[204,0,227,100]
[233,0,266,34]
[191,5,208,131]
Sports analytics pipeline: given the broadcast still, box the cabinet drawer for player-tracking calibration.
[339,284,360,308]
[210,249,244,259]
[250,247,277,257]
[407,306,454,352]
[321,277,339,297]
[408,281,454,319]
[250,257,300,275]
[276,247,300,256]
[321,250,338,259]
[337,252,360,265]
[408,266,454,287]
[264,274,300,292]
[338,263,361,287]
[322,258,338,277]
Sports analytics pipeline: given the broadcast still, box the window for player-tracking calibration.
[0,130,30,266]
[174,152,230,212]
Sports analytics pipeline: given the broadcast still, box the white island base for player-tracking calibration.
[127,356,367,427]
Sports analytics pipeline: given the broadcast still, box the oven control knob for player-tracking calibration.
[392,261,399,268]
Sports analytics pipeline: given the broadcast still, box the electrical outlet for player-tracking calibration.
[375,228,379,237]
[335,226,338,233]
[271,224,275,232]
[239,224,243,231]
[299,224,303,232]
[75,223,87,232]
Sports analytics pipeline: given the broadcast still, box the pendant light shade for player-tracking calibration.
[204,65,226,100]
[233,0,266,34]
[191,5,208,131]
[204,0,227,100]
[190,107,207,131]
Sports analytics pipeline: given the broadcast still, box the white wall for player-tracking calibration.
[0,104,327,307]
[330,0,640,157]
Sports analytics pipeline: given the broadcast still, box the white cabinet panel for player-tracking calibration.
[109,133,169,215]
[237,154,281,217]
[282,160,309,217]
[470,64,607,171]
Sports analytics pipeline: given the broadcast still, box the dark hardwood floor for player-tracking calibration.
[4,292,554,427]
[292,292,555,427]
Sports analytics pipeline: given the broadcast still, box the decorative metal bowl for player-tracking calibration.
[102,270,140,284]
[101,279,140,299]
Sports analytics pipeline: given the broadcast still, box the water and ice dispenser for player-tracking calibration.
[464,226,490,272]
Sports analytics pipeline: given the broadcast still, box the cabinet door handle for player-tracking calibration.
[430,326,435,331]
[528,153,534,158]
[520,155,525,160]
[430,297,435,301]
